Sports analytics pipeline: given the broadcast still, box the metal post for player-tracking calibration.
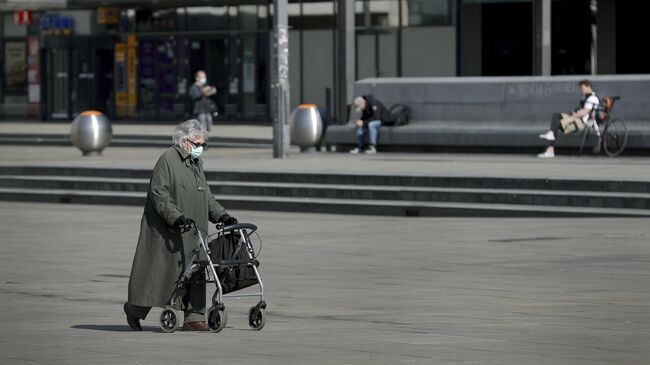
[336,0,355,125]
[271,0,291,158]
[589,0,597,75]
[541,0,551,76]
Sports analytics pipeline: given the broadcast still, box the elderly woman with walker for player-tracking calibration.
[123,119,237,332]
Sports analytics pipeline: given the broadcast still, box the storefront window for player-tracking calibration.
[258,4,270,29]
[289,1,335,29]
[118,9,136,33]
[185,6,229,31]
[357,0,400,27]
[136,8,179,32]
[356,0,453,28]
[239,5,258,29]
[3,41,27,93]
[403,0,452,26]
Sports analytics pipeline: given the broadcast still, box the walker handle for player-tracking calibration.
[220,223,257,234]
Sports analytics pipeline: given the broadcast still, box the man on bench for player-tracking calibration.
[350,94,386,155]
[538,79,600,158]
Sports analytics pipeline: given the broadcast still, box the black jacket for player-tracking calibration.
[360,94,386,125]
[189,83,217,115]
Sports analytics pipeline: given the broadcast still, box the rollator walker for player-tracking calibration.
[159,222,266,333]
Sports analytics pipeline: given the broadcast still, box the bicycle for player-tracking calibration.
[579,96,628,157]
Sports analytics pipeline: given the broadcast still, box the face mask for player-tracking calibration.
[191,146,203,159]
[198,78,207,85]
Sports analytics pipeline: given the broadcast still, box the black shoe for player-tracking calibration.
[123,303,143,331]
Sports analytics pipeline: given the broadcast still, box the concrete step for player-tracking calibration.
[1,166,649,193]
[1,174,650,211]
[1,187,649,217]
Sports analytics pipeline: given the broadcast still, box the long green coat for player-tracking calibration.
[127,145,226,308]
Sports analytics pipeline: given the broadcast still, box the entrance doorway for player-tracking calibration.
[188,34,268,122]
[616,0,650,74]
[44,47,70,119]
[42,37,114,120]
[480,1,533,76]
[459,0,534,76]
[551,0,592,75]
[188,38,230,119]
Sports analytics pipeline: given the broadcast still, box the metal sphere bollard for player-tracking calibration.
[70,110,112,156]
[290,104,323,152]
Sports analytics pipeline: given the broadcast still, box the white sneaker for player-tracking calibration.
[349,148,360,154]
[365,146,377,154]
[538,131,555,141]
[537,150,555,158]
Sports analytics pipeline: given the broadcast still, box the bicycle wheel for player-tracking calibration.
[603,118,628,157]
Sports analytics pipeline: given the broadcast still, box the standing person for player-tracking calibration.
[123,119,238,332]
[189,70,217,132]
[538,79,601,158]
[350,95,386,154]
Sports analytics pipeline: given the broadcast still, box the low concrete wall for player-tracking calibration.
[351,75,650,122]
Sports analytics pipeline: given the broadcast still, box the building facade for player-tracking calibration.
[0,0,647,122]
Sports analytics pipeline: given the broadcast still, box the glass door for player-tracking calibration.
[45,47,70,119]
[71,48,96,115]
[188,37,232,120]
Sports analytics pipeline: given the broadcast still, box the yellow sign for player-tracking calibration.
[126,34,137,116]
[115,35,138,117]
[97,7,119,25]
[114,43,127,117]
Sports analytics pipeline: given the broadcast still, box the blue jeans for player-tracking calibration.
[357,120,381,148]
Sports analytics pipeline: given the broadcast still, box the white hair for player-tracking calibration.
[354,96,366,113]
[173,119,207,146]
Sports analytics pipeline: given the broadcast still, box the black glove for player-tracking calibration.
[217,214,238,226]
[173,216,195,232]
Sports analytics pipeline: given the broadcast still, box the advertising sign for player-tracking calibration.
[4,41,26,92]
[27,37,40,115]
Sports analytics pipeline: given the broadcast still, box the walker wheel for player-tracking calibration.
[248,306,266,331]
[159,308,179,333]
[207,306,227,333]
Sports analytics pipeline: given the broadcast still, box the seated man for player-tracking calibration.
[538,79,600,158]
[350,94,386,154]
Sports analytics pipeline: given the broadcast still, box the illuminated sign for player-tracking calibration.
[39,13,75,35]
[14,10,32,26]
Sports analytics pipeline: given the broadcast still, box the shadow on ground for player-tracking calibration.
[71,324,160,332]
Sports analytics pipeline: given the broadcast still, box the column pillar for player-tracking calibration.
[336,0,356,125]
[271,0,291,158]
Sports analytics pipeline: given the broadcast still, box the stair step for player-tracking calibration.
[1,187,649,217]
[1,175,650,210]
[5,174,650,198]
[2,166,649,193]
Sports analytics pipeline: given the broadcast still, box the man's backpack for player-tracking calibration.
[382,104,411,126]
[595,96,613,123]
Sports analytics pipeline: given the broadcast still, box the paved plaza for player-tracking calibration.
[0,202,648,364]
[1,121,649,364]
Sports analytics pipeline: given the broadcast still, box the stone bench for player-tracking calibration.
[325,75,650,151]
